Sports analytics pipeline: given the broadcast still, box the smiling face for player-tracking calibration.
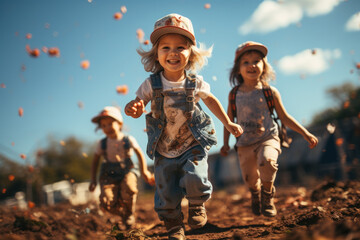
[238,51,264,84]
[157,33,191,81]
[99,117,122,139]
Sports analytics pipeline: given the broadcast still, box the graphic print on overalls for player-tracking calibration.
[157,90,196,155]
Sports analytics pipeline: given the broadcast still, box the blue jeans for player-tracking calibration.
[154,144,212,220]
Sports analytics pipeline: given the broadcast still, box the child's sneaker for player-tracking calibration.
[188,203,207,229]
[250,188,261,216]
[261,186,277,217]
[164,215,185,240]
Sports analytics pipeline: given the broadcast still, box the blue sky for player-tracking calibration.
[1,0,359,165]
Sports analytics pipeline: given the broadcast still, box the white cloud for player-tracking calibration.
[239,0,341,35]
[277,48,341,75]
[345,12,360,31]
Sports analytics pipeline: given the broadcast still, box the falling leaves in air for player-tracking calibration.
[114,12,123,20]
[25,33,32,39]
[336,138,344,146]
[78,101,84,109]
[26,45,40,58]
[136,29,145,43]
[311,49,317,55]
[8,175,15,181]
[116,85,129,95]
[343,100,350,109]
[143,39,149,45]
[2,188,6,194]
[28,201,35,208]
[326,123,336,134]
[18,107,24,117]
[60,140,66,146]
[204,3,211,9]
[1,83,5,88]
[356,62,360,69]
[120,6,127,14]
[20,154,26,160]
[48,47,60,57]
[28,165,34,173]
[81,60,90,69]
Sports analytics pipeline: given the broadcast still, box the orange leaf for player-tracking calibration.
[26,33,32,39]
[335,138,344,146]
[8,175,15,181]
[28,201,35,208]
[18,107,24,117]
[204,3,211,9]
[48,47,60,57]
[81,60,90,69]
[116,85,129,95]
[114,12,123,20]
[20,153,27,160]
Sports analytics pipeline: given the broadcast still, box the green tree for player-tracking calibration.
[311,82,360,125]
[39,136,94,185]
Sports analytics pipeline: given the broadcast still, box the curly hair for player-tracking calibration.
[137,35,212,74]
[229,50,275,87]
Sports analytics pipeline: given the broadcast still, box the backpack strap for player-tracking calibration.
[230,85,240,121]
[100,137,108,160]
[262,85,276,117]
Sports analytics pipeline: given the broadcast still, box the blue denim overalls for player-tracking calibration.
[145,72,217,221]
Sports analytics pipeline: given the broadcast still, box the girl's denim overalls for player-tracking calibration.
[145,72,217,220]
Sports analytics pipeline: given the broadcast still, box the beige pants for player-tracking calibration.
[237,137,281,191]
[99,172,138,218]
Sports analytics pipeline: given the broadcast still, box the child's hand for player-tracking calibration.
[220,145,230,156]
[89,181,96,192]
[143,170,155,186]
[125,100,145,118]
[306,134,318,149]
[226,123,243,138]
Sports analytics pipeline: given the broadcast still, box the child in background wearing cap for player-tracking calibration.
[221,41,318,217]
[89,106,154,229]
[125,13,242,239]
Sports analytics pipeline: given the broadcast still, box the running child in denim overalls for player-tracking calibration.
[125,13,243,240]
[89,106,154,229]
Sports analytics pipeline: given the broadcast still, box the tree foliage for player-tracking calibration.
[311,82,360,126]
[39,136,94,185]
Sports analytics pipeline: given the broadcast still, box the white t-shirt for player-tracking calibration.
[136,72,211,158]
[95,135,139,163]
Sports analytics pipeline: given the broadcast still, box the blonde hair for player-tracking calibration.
[229,50,275,87]
[137,35,212,74]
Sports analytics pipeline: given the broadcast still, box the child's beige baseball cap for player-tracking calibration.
[91,106,123,124]
[150,13,196,45]
[235,41,268,61]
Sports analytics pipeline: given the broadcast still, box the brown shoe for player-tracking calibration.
[250,188,261,216]
[261,186,277,217]
[188,203,207,229]
[164,214,186,240]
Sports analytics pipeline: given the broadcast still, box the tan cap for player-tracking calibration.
[150,13,196,45]
[235,41,268,61]
[91,106,123,124]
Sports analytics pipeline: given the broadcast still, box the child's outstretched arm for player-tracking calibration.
[89,153,101,192]
[133,145,155,186]
[125,97,146,118]
[202,93,243,138]
[220,92,234,156]
[272,87,318,149]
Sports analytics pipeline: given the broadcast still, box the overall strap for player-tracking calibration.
[150,73,164,119]
[122,135,130,150]
[230,85,240,121]
[100,137,108,160]
[185,74,196,119]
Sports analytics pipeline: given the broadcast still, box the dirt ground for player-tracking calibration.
[1,180,360,240]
